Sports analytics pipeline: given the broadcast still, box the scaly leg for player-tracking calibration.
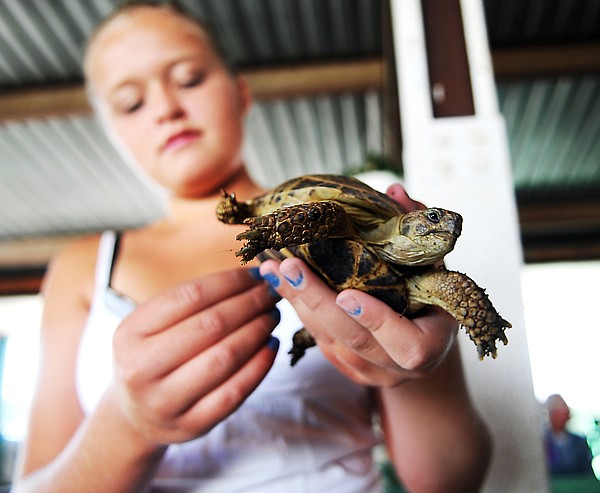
[406,268,511,359]
[235,201,354,263]
[216,190,254,224]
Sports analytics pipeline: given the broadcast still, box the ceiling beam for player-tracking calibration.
[518,198,600,263]
[1,43,599,122]
[244,58,384,100]
[0,58,384,122]
[492,42,600,79]
[0,84,91,121]
[0,268,46,296]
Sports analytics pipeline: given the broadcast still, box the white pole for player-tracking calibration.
[390,1,549,491]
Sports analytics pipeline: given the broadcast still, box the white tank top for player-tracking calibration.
[77,231,382,492]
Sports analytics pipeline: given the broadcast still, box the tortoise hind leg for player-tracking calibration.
[236,201,354,263]
[289,328,317,366]
[405,269,510,359]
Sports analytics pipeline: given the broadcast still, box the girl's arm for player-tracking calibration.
[13,240,280,493]
[259,259,491,492]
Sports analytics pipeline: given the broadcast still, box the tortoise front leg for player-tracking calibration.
[216,190,254,224]
[405,269,511,359]
[235,201,354,263]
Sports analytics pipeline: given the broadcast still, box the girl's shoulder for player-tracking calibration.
[43,233,102,302]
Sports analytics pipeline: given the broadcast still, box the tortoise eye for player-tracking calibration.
[426,210,441,223]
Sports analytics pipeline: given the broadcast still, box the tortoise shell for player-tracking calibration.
[241,174,406,228]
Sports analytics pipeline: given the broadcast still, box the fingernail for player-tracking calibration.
[336,295,362,316]
[269,307,281,324]
[262,272,280,289]
[281,265,304,288]
[261,272,282,300]
[248,266,262,280]
[266,335,280,352]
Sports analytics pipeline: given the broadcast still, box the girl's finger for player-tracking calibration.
[155,309,280,414]
[336,290,457,371]
[123,268,264,336]
[118,280,279,380]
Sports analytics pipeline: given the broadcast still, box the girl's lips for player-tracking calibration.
[163,130,200,152]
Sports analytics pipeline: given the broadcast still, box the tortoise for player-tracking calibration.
[216,174,510,365]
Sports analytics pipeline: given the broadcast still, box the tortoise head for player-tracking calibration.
[376,208,463,266]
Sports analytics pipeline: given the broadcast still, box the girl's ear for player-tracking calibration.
[236,75,253,118]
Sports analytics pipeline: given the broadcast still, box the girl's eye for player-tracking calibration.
[172,61,207,89]
[121,100,143,114]
[111,88,144,115]
[177,72,205,88]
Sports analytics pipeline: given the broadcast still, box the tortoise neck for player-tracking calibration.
[361,216,402,243]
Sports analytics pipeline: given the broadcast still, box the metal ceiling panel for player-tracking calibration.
[1,0,599,89]
[225,91,384,189]
[0,0,599,263]
[483,0,600,46]
[0,91,383,239]
[0,115,164,238]
[497,75,600,201]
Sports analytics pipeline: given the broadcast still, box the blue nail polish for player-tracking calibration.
[284,271,304,288]
[348,305,362,316]
[337,297,362,316]
[266,335,280,352]
[262,272,280,289]
[248,266,262,280]
[269,307,281,324]
[281,264,304,288]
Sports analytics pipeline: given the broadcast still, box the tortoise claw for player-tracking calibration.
[234,216,280,263]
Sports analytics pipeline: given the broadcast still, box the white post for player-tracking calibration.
[390,0,549,491]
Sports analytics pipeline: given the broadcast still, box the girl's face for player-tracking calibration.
[86,8,251,198]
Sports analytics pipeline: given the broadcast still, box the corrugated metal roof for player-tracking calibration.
[0,115,163,237]
[2,0,598,89]
[0,0,599,263]
[484,0,600,46]
[0,91,384,238]
[498,75,600,201]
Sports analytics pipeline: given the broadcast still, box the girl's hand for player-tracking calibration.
[110,267,280,445]
[260,258,456,387]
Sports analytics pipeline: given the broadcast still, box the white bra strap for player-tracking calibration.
[95,230,119,291]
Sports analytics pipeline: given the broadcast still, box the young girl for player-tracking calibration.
[12,3,491,492]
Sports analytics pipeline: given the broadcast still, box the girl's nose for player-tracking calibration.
[152,84,185,123]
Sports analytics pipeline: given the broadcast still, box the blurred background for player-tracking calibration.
[0,0,599,489]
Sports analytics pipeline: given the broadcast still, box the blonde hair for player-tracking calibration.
[83,0,237,101]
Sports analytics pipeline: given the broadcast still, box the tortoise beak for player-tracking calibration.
[451,214,463,236]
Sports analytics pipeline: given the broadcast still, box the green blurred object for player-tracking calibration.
[346,152,402,177]
[381,459,600,492]
[551,476,600,493]
[380,460,407,493]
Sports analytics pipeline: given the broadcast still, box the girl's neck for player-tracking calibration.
[165,168,264,224]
